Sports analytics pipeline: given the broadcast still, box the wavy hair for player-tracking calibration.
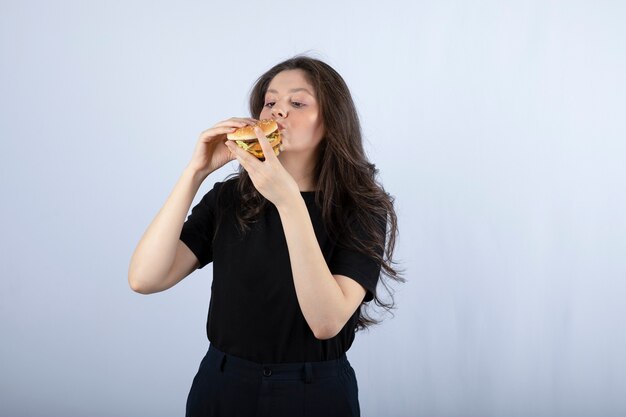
[225,55,404,331]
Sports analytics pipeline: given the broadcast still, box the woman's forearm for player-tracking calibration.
[276,195,349,339]
[128,167,206,293]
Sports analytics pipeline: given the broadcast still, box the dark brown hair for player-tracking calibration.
[226,55,404,331]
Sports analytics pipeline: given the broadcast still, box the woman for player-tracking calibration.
[128,56,402,417]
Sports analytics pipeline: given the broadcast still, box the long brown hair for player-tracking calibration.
[226,55,404,331]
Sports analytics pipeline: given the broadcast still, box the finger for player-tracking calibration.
[213,119,249,129]
[229,117,257,125]
[204,117,260,139]
[213,117,258,128]
[199,126,237,140]
[225,140,260,172]
[223,141,238,161]
[254,126,278,163]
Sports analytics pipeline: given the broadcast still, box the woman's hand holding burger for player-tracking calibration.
[225,126,300,209]
[186,117,257,178]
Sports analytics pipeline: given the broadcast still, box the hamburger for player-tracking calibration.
[226,119,282,160]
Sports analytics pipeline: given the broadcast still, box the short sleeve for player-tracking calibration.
[328,213,386,302]
[179,182,222,269]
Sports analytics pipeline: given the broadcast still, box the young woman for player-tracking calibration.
[128,56,402,417]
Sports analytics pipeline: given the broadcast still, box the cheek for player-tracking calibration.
[307,114,324,137]
[259,108,271,119]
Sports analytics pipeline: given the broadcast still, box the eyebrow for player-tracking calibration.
[266,88,314,96]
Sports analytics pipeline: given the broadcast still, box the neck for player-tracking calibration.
[278,151,318,192]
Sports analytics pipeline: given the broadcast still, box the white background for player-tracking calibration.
[1,0,625,416]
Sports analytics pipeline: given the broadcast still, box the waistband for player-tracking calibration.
[206,344,350,383]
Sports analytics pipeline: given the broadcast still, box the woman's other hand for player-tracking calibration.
[186,117,257,178]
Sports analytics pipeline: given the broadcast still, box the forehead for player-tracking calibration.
[266,69,315,96]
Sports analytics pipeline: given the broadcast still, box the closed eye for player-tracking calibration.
[292,102,304,108]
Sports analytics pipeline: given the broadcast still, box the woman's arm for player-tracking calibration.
[277,197,367,340]
[128,118,255,294]
[128,167,205,294]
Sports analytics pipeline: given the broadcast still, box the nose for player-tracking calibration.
[271,105,287,119]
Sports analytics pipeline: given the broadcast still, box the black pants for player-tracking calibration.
[186,345,360,417]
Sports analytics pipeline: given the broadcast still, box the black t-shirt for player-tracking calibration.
[179,178,382,363]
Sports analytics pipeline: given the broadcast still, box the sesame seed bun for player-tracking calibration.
[226,119,278,141]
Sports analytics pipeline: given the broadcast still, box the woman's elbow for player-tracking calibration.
[128,275,155,295]
[312,323,342,340]
[128,262,161,294]
[128,276,145,294]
